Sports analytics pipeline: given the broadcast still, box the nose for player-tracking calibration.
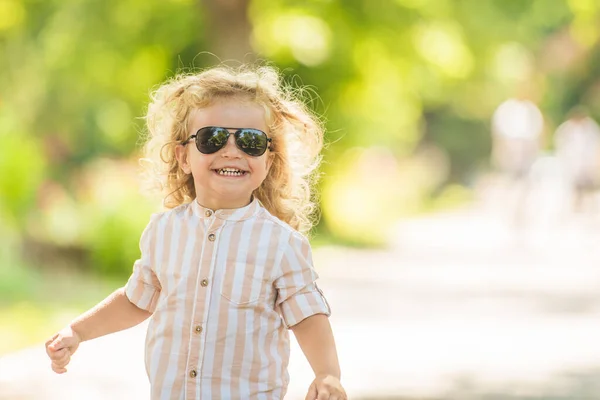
[220,132,242,158]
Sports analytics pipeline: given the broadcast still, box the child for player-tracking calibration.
[45,65,346,400]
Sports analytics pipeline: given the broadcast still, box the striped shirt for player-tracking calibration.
[124,197,331,399]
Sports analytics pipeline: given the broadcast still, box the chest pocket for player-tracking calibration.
[220,262,269,306]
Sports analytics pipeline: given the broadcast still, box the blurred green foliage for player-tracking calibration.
[1,0,600,278]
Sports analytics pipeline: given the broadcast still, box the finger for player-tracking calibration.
[52,358,69,371]
[329,388,347,400]
[50,336,75,352]
[45,333,58,348]
[52,353,71,369]
[48,348,69,361]
[49,337,66,351]
[52,353,71,365]
[305,383,318,400]
[317,389,330,400]
[45,334,59,356]
[52,351,71,366]
[51,362,67,374]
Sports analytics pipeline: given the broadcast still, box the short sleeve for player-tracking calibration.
[274,232,331,328]
[124,214,162,313]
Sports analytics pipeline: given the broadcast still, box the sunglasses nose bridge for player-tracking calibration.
[219,132,243,157]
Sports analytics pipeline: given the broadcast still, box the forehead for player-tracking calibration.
[188,99,268,133]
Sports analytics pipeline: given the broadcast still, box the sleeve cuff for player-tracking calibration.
[124,277,160,313]
[279,286,331,328]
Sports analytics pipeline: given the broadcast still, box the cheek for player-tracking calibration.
[189,153,213,170]
[249,160,270,182]
[261,158,273,176]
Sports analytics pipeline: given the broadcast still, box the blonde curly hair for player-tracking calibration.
[141,65,324,235]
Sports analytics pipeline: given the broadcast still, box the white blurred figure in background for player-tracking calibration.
[490,97,544,226]
[554,107,600,218]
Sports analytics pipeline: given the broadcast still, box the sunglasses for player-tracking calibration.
[182,126,272,157]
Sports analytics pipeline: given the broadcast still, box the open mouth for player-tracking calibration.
[213,168,248,177]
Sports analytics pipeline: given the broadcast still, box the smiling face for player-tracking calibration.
[175,98,273,210]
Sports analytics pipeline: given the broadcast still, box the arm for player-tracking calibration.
[291,314,340,379]
[275,232,346,398]
[45,287,151,373]
[291,314,346,400]
[46,215,160,374]
[70,286,151,342]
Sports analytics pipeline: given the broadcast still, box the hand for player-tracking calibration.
[45,326,82,374]
[305,374,347,400]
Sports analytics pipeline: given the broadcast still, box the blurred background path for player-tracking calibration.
[2,186,600,400]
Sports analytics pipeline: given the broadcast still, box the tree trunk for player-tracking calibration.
[200,0,255,63]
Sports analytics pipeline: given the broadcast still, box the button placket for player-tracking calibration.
[187,218,220,388]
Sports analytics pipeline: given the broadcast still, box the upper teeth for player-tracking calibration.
[218,168,243,175]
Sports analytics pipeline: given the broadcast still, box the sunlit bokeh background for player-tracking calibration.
[3,0,600,398]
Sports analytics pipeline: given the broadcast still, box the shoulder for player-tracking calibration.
[147,202,194,228]
[256,207,310,247]
[256,207,299,235]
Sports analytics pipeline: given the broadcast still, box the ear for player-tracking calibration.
[175,144,192,175]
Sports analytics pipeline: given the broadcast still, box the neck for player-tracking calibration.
[195,195,253,211]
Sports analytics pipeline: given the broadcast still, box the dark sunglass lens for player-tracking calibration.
[197,127,229,154]
[236,129,267,156]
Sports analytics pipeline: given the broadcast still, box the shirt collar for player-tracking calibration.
[191,196,262,222]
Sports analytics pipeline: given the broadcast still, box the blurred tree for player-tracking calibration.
[200,0,254,62]
[1,0,599,271]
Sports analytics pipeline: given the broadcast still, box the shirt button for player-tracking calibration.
[205,210,213,217]
[189,369,197,378]
[194,325,203,334]
[208,233,216,241]
[201,278,209,287]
